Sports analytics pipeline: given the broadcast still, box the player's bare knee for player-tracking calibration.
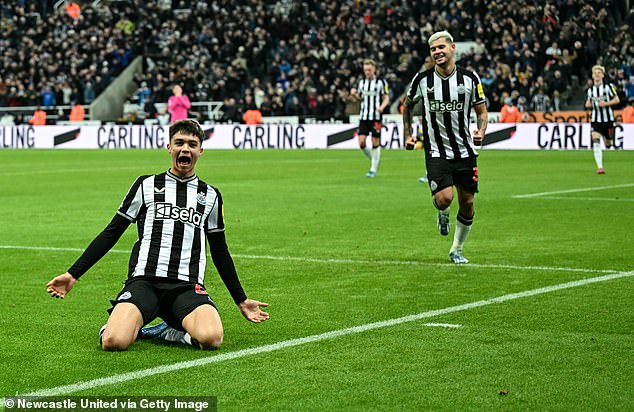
[194,330,223,350]
[434,194,452,210]
[101,332,133,351]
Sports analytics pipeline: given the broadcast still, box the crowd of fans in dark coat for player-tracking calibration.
[0,0,632,124]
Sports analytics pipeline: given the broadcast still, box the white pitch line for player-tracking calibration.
[423,323,463,328]
[538,196,634,202]
[513,183,634,199]
[0,245,617,274]
[3,269,632,404]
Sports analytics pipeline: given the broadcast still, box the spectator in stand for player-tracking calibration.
[2,0,631,119]
[167,85,191,123]
[65,2,81,19]
[0,112,16,126]
[516,96,528,116]
[622,97,634,123]
[500,98,523,123]
[83,79,96,105]
[41,85,56,107]
[553,48,578,80]
[136,82,152,107]
[28,106,47,126]
[549,70,569,104]
[530,88,552,112]
[243,104,263,125]
[340,87,361,118]
[69,101,85,122]
[552,90,562,111]
[219,97,240,123]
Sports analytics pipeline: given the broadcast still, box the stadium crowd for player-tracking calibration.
[0,0,632,123]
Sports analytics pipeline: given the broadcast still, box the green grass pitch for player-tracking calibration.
[1,148,633,411]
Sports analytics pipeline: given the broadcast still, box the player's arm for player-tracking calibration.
[206,231,269,323]
[47,214,131,298]
[473,102,488,146]
[601,88,620,107]
[378,84,390,113]
[403,97,417,150]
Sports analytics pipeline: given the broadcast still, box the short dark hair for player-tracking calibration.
[169,119,204,143]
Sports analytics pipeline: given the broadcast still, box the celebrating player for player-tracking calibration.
[46,119,269,351]
[403,31,488,264]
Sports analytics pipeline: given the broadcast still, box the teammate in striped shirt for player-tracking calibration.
[46,120,269,351]
[585,65,620,174]
[403,31,488,264]
[351,59,390,178]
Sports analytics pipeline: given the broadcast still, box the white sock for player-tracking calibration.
[370,146,381,173]
[362,144,372,160]
[451,214,473,253]
[593,141,603,169]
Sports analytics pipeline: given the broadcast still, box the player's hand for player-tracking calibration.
[473,129,484,146]
[238,299,270,323]
[46,272,77,299]
[405,136,417,150]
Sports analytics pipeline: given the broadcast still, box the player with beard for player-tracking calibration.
[46,119,269,350]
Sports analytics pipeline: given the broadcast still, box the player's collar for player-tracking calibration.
[167,169,197,183]
[435,65,456,80]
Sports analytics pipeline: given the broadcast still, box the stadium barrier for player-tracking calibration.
[0,123,631,150]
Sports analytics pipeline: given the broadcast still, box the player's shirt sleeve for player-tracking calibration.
[207,231,247,304]
[205,187,246,304]
[608,84,617,98]
[67,214,131,279]
[471,72,486,106]
[406,72,424,104]
[206,187,225,233]
[117,175,148,222]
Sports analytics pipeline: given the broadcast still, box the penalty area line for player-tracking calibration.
[2,269,632,404]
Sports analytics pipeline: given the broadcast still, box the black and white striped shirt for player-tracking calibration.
[587,83,617,122]
[358,78,389,121]
[407,66,486,159]
[118,170,223,284]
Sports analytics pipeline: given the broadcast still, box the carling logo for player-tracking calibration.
[155,202,202,226]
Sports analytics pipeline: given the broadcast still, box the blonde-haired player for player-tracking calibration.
[585,65,620,174]
[351,59,390,178]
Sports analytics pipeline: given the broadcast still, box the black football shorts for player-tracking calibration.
[425,156,479,195]
[108,277,216,331]
[591,121,614,141]
[358,119,382,138]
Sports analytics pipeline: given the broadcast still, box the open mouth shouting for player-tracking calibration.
[177,154,192,167]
